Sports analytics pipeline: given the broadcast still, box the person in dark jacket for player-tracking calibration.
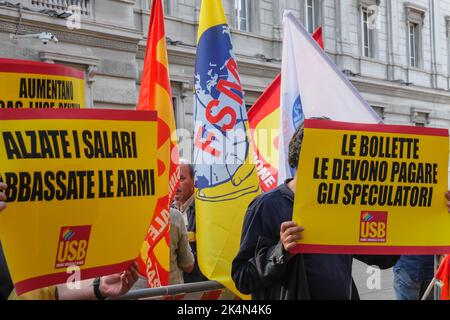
[0,182,13,300]
[0,241,13,300]
[232,122,400,300]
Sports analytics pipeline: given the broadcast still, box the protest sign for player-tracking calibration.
[293,120,450,254]
[0,109,158,295]
[0,58,85,109]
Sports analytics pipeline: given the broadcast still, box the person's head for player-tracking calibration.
[288,122,305,171]
[288,117,331,171]
[175,159,195,204]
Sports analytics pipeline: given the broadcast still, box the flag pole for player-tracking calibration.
[421,277,439,300]
[434,255,439,300]
[422,255,447,300]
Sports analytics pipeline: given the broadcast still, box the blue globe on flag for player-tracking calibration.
[193,24,259,202]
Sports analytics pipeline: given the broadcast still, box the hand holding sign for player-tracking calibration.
[99,262,140,299]
[446,191,450,213]
[0,183,6,212]
[280,221,304,252]
[53,262,139,300]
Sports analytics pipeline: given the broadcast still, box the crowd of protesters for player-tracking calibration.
[0,124,449,300]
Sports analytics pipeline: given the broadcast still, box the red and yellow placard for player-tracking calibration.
[0,58,85,109]
[293,120,450,255]
[0,109,158,295]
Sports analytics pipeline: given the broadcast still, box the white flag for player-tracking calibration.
[278,11,381,184]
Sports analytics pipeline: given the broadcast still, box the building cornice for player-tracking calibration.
[113,0,136,4]
[358,0,381,9]
[136,10,283,44]
[0,19,140,53]
[0,6,141,37]
[39,51,100,84]
[404,2,428,14]
[327,50,448,80]
[350,77,450,104]
[149,44,281,75]
[404,2,427,25]
[39,50,99,66]
[0,7,142,52]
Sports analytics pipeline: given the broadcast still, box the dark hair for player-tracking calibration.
[179,159,195,179]
[288,122,305,169]
[186,164,194,179]
[288,117,331,169]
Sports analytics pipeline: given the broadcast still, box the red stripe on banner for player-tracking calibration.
[435,255,450,300]
[139,60,171,111]
[14,259,135,296]
[291,244,450,255]
[0,109,157,122]
[252,148,278,192]
[201,290,223,300]
[248,74,281,127]
[0,58,85,79]
[153,61,171,96]
[305,119,449,137]
[147,0,166,52]
[138,0,171,112]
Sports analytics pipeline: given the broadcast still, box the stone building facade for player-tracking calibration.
[1,0,450,133]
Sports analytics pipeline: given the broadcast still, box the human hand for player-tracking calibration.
[99,262,139,298]
[0,183,7,213]
[446,191,450,213]
[280,221,304,252]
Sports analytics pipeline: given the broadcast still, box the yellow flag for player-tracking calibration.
[193,0,261,298]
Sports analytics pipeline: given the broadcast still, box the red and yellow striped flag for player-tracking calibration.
[436,255,450,300]
[136,0,179,287]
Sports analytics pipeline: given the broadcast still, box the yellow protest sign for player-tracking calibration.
[0,109,158,295]
[293,120,450,255]
[0,58,85,109]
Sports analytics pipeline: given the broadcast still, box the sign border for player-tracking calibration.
[305,119,449,137]
[0,58,85,80]
[0,108,157,122]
